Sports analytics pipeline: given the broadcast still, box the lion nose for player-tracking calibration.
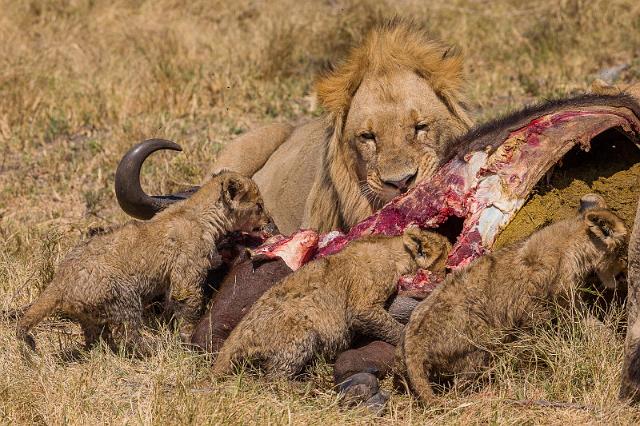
[383,171,417,192]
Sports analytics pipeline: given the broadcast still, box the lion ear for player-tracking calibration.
[442,45,460,60]
[584,210,627,248]
[403,226,430,258]
[403,227,452,270]
[222,174,250,208]
[447,99,473,129]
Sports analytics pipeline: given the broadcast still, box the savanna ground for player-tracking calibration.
[1,0,640,423]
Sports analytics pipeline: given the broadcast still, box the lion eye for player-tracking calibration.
[360,132,376,141]
[415,123,428,133]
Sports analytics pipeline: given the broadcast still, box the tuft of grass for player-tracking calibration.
[1,0,640,423]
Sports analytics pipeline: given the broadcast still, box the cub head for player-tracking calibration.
[583,208,629,289]
[218,172,276,235]
[402,226,452,272]
[315,20,472,213]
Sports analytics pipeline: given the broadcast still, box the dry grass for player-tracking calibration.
[2,0,640,423]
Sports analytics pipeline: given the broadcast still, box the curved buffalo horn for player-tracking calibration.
[115,138,200,220]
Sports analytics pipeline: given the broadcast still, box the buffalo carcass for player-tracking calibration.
[115,91,640,406]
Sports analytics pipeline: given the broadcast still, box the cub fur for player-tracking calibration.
[211,227,452,378]
[398,202,628,404]
[17,171,272,353]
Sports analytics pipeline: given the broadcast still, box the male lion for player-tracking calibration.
[215,20,471,234]
[117,20,472,234]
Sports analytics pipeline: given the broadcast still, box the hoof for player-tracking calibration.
[337,372,379,407]
[388,296,420,324]
[333,341,396,384]
[179,331,192,344]
[365,390,390,416]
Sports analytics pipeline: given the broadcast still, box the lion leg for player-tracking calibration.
[81,322,112,350]
[353,307,404,346]
[169,265,207,336]
[405,353,437,404]
[216,327,320,378]
[445,348,491,392]
[264,332,319,378]
[106,295,152,357]
[114,316,150,357]
[209,123,294,177]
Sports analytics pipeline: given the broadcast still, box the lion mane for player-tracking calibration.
[303,20,472,232]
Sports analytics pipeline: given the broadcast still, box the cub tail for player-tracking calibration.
[16,286,61,351]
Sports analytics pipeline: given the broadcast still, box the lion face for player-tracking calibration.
[219,173,276,234]
[343,70,468,207]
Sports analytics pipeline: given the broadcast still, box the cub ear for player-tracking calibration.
[585,209,627,248]
[403,226,442,265]
[403,226,428,257]
[442,45,461,60]
[579,193,607,214]
[222,174,249,208]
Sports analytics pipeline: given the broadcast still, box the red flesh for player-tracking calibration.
[250,106,640,296]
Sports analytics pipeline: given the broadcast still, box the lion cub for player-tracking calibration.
[210,227,451,378]
[17,171,272,353]
[398,199,628,403]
